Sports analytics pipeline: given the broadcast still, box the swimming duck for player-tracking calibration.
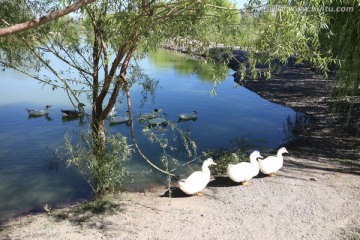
[26,105,52,116]
[61,103,86,118]
[178,158,217,195]
[107,106,117,118]
[179,111,198,121]
[258,147,289,176]
[227,151,263,185]
[109,111,130,124]
[139,108,161,120]
[147,113,167,126]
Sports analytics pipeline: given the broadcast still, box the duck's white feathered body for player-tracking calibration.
[227,151,262,183]
[178,158,216,195]
[258,147,288,175]
[179,111,198,120]
[26,105,52,116]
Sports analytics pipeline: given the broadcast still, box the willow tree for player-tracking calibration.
[240,0,359,127]
[319,0,360,125]
[0,0,241,194]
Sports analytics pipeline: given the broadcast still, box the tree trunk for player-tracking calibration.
[91,105,106,150]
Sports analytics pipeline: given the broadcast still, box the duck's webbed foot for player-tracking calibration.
[241,181,249,186]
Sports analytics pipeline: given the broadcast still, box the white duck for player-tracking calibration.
[109,111,129,124]
[179,111,198,121]
[147,113,167,126]
[26,105,52,116]
[227,151,263,185]
[178,158,217,195]
[258,147,289,176]
[139,108,161,120]
[61,103,86,118]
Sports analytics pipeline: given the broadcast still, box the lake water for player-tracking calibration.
[0,49,296,221]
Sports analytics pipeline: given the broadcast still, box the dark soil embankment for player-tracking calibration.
[227,50,360,175]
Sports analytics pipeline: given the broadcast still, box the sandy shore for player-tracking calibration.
[1,64,360,240]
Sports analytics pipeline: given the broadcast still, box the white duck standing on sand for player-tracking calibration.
[178,158,217,196]
[178,111,198,121]
[227,150,263,185]
[258,147,289,177]
[26,105,52,116]
[61,103,86,118]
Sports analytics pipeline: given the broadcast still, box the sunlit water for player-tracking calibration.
[0,49,296,221]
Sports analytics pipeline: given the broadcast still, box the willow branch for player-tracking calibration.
[121,73,175,177]
[14,34,83,107]
[0,0,97,37]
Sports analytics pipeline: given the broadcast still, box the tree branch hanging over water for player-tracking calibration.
[0,0,96,37]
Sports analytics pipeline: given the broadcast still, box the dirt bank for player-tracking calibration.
[240,64,360,176]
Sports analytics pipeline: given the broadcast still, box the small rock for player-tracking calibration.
[309,177,318,181]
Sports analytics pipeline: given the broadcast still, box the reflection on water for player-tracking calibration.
[148,50,229,81]
[283,112,311,140]
[0,49,297,221]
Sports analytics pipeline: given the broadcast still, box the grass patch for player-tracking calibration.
[205,137,268,176]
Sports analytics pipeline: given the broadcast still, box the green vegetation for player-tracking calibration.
[64,132,132,194]
[347,234,360,240]
[321,1,360,124]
